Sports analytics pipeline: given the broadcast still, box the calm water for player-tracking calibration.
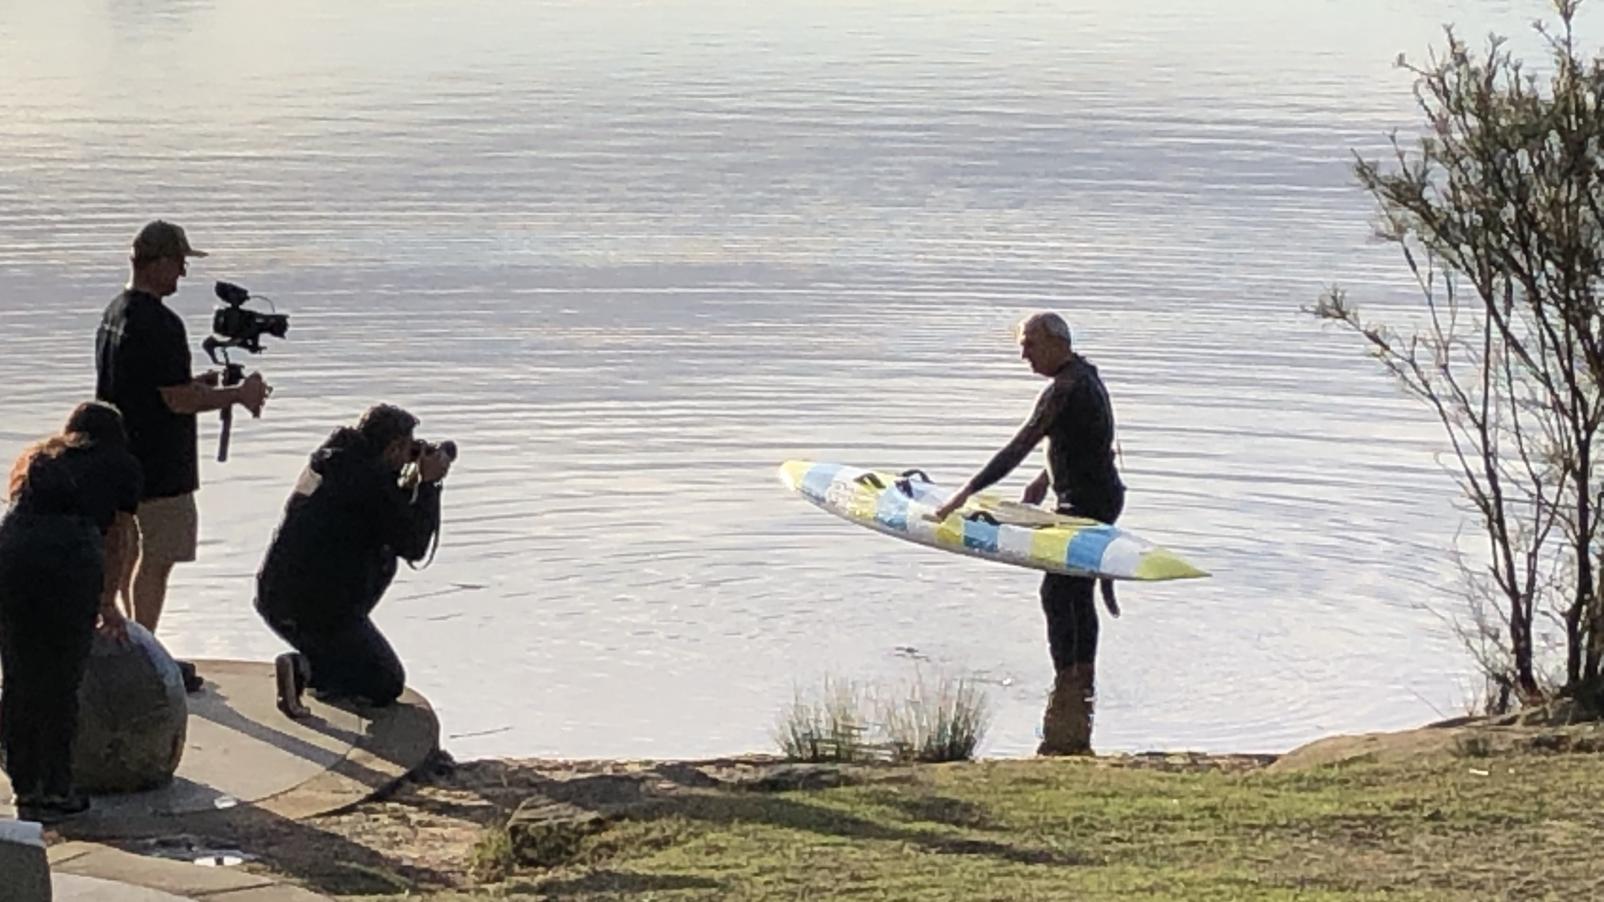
[3,0,1590,759]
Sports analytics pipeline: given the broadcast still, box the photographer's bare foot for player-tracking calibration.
[177,660,205,694]
[274,652,311,719]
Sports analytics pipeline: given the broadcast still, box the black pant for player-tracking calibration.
[1041,491,1125,672]
[263,612,405,706]
[257,557,405,706]
[0,518,102,800]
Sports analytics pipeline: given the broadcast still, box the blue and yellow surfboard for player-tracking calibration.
[779,459,1208,582]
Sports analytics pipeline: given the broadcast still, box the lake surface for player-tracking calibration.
[4,0,1593,759]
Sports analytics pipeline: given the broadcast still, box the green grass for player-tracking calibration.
[772,676,877,763]
[374,746,1604,900]
[466,825,515,884]
[878,672,992,764]
[773,671,993,764]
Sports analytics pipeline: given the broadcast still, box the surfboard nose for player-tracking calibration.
[1134,548,1210,581]
[777,459,815,492]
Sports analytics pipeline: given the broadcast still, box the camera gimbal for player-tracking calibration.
[202,281,287,462]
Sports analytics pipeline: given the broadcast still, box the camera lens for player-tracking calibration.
[439,440,458,461]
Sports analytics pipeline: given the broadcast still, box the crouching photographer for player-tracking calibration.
[254,404,455,718]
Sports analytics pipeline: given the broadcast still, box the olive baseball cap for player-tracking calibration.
[131,220,208,261]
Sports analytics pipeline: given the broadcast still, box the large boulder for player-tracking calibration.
[71,622,187,793]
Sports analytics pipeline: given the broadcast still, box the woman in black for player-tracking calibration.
[0,401,140,821]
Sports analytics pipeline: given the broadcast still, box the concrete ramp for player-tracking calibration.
[49,842,333,900]
[1,659,437,900]
[1,658,438,836]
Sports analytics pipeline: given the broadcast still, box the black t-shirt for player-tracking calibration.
[95,289,198,499]
[8,443,143,535]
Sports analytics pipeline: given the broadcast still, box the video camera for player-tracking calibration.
[209,280,288,353]
[201,281,288,463]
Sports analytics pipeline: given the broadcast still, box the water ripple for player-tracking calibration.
[4,0,1583,759]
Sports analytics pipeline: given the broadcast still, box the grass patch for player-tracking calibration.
[1451,732,1492,758]
[775,671,992,764]
[772,676,875,762]
[467,825,515,884]
[879,671,992,763]
[420,744,1604,900]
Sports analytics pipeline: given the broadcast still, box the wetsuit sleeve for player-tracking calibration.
[962,381,1067,495]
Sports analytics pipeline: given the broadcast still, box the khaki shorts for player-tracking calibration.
[135,493,199,564]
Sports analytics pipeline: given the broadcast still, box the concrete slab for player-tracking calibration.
[53,873,191,902]
[49,842,278,896]
[1,659,438,839]
[50,842,332,901]
[191,889,332,901]
[1,816,51,902]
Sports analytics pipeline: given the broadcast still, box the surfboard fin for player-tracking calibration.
[1100,579,1120,618]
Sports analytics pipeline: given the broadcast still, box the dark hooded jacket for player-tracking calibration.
[255,427,441,627]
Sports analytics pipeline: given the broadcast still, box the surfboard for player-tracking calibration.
[778,459,1208,582]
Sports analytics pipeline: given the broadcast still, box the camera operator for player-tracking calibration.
[95,220,271,692]
[255,404,452,718]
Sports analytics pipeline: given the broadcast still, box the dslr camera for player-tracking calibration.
[410,438,459,463]
[400,438,458,491]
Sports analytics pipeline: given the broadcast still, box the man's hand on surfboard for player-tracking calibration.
[927,492,970,523]
[1021,470,1050,505]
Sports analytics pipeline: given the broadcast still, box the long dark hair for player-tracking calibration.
[6,401,127,500]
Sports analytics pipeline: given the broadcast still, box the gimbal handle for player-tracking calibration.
[205,337,248,463]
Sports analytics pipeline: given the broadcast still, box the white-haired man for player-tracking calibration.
[930,311,1125,755]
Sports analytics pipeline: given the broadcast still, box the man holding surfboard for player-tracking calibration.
[929,311,1124,756]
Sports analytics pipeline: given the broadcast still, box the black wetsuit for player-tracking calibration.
[962,354,1124,671]
[254,428,441,706]
[0,444,141,801]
